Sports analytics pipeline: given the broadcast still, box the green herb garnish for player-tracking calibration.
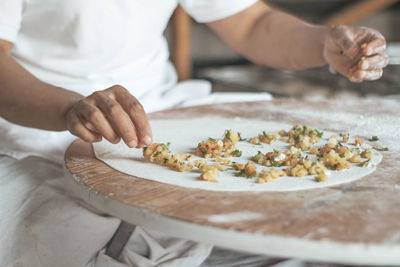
[201,147,208,156]
[358,159,370,167]
[226,130,232,142]
[208,137,216,141]
[152,151,161,157]
[313,129,324,138]
[238,132,246,141]
[230,149,242,157]
[235,170,245,177]
[162,142,171,150]
[373,147,389,151]
[315,176,323,182]
[369,136,379,142]
[271,162,282,167]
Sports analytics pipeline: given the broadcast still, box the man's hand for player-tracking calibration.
[64,85,152,148]
[323,25,389,82]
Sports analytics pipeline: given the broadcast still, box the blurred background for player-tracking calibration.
[166,0,400,99]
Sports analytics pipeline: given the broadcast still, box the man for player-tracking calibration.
[0,0,388,266]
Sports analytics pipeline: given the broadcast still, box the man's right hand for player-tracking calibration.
[64,85,152,148]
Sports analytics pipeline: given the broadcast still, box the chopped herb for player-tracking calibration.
[339,133,343,137]
[315,176,323,182]
[335,142,343,148]
[263,130,267,137]
[162,142,171,150]
[235,170,245,177]
[201,147,208,156]
[273,149,279,153]
[256,142,262,145]
[369,136,379,142]
[198,163,202,169]
[325,162,333,169]
[152,151,161,157]
[373,147,389,151]
[208,137,216,141]
[271,160,282,167]
[232,163,239,170]
[230,149,242,157]
[358,159,370,167]
[143,147,147,152]
[313,129,324,138]
[226,130,232,142]
[174,160,178,163]
[238,132,247,141]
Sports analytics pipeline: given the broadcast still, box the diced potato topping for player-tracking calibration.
[143,143,193,172]
[143,126,376,184]
[355,138,364,146]
[196,129,240,158]
[328,136,338,148]
[249,137,260,145]
[199,163,220,183]
[361,149,372,160]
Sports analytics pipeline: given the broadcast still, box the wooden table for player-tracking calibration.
[64,99,400,265]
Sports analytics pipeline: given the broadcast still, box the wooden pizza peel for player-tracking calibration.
[64,98,400,265]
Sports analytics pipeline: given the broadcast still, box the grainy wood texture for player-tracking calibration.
[65,99,400,265]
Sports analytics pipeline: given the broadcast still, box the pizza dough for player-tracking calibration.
[93,117,382,192]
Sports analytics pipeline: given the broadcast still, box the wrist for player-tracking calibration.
[57,89,84,131]
[315,25,332,65]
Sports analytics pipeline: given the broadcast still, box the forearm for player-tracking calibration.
[0,50,83,131]
[241,11,330,70]
[209,2,330,70]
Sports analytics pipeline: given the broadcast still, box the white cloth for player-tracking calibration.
[0,0,258,162]
[0,1,272,266]
[0,155,213,267]
[0,154,328,267]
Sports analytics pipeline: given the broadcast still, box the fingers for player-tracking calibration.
[362,38,386,56]
[65,85,152,148]
[327,25,388,82]
[351,69,383,82]
[358,54,389,70]
[77,101,120,144]
[114,90,152,148]
[93,91,139,148]
[66,112,102,143]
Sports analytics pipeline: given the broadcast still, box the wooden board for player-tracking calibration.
[64,99,400,265]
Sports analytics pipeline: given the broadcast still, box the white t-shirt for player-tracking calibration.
[0,0,257,162]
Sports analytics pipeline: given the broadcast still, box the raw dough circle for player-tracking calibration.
[93,117,382,191]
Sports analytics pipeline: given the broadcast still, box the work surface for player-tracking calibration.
[64,98,400,265]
